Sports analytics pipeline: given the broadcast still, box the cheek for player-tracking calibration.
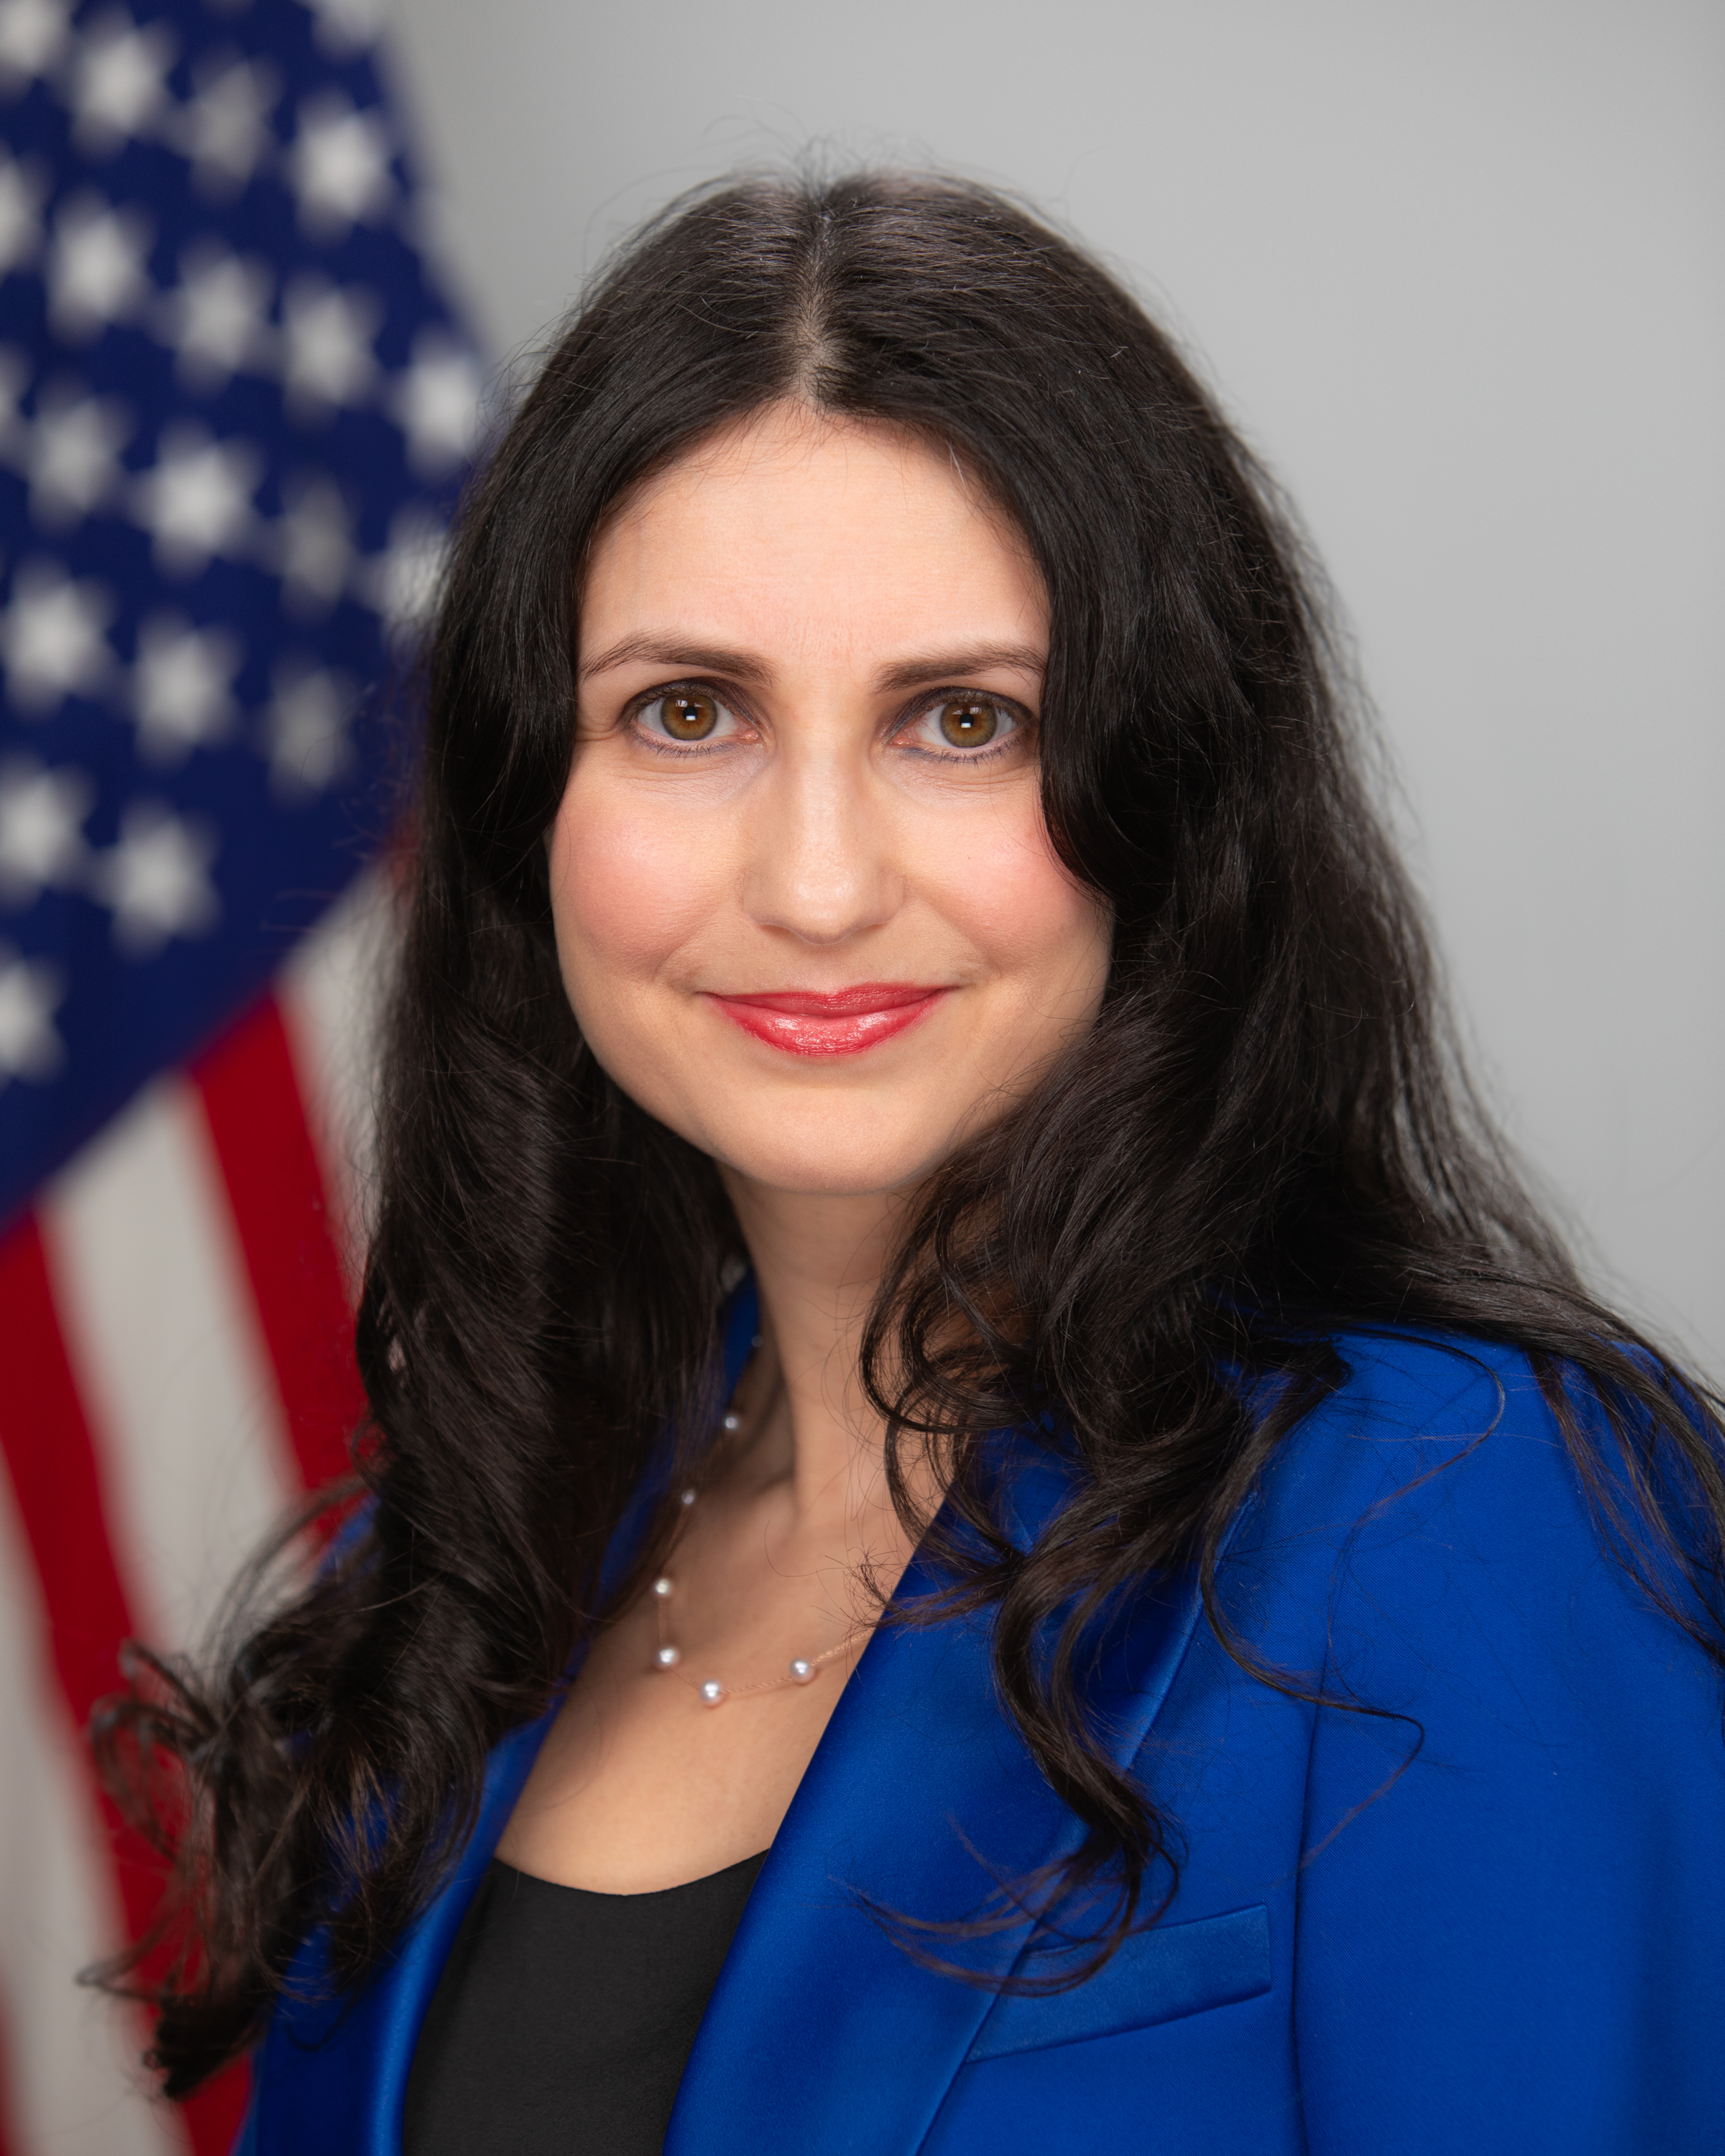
[922,797,1109,994]
[547,776,722,995]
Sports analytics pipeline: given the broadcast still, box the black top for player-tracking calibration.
[402,1851,768,2156]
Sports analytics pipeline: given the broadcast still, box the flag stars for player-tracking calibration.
[46,190,152,341]
[168,50,280,200]
[264,661,355,801]
[0,0,69,97]
[360,501,447,638]
[153,241,272,393]
[0,344,29,453]
[131,422,261,576]
[0,943,64,1082]
[0,755,92,908]
[0,9,480,1112]
[91,799,219,955]
[280,273,380,420]
[271,472,352,617]
[305,0,386,58]
[22,378,132,530]
[62,7,177,160]
[0,558,114,713]
[286,90,394,241]
[131,613,242,763]
[390,331,484,478]
[0,149,47,275]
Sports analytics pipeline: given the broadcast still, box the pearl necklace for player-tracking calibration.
[648,1401,861,1708]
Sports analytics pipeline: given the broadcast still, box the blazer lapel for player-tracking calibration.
[667,1445,1208,2156]
[251,1284,765,2155]
[248,1704,556,2156]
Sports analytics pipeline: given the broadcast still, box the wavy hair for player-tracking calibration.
[94,171,1725,2092]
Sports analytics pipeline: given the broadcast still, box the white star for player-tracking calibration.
[0,557,114,713]
[264,659,355,801]
[0,149,46,275]
[269,471,352,617]
[167,50,280,199]
[131,421,260,576]
[285,90,393,241]
[0,754,91,907]
[0,0,69,96]
[389,331,484,479]
[0,942,64,1082]
[279,272,380,420]
[22,377,132,530]
[131,612,241,763]
[90,798,219,956]
[62,6,177,159]
[152,239,272,393]
[0,343,29,454]
[304,0,386,57]
[46,190,152,342]
[359,501,448,638]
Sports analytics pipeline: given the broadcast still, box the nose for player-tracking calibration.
[741,738,902,947]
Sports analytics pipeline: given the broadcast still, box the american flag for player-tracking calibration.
[0,2,476,2147]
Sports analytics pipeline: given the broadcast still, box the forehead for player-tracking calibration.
[579,405,1047,664]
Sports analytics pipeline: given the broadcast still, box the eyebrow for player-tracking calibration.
[578,636,773,686]
[577,635,1046,693]
[875,644,1046,692]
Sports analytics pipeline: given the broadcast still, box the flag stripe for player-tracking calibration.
[0,4,464,2141]
[38,1085,295,1658]
[0,1220,139,1724]
[0,1217,190,2154]
[174,2058,251,2156]
[193,995,366,1496]
[8,969,377,2153]
[0,1455,180,2156]
[3,1200,258,2156]
[277,870,394,1301]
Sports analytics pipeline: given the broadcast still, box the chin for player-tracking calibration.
[694,1102,957,1202]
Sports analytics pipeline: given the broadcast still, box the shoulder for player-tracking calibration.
[1254,1326,1565,1518]
[1218,1329,1720,1714]
[1242,1327,1593,1559]
[1230,1327,1576,1572]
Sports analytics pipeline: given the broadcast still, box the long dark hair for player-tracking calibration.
[96,171,1724,2093]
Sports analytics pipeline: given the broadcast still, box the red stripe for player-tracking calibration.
[0,1216,247,2153]
[178,2060,249,2155]
[2,988,363,2145]
[0,1218,139,1774]
[191,992,366,1496]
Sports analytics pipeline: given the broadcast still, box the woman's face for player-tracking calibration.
[550,403,1111,1200]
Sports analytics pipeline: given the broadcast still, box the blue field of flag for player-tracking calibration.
[0,0,477,1222]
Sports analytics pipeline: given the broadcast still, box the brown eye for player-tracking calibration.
[653,692,722,741]
[938,698,1000,748]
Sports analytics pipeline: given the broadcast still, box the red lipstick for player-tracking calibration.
[708,982,948,1058]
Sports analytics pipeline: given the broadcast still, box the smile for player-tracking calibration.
[707,983,949,1058]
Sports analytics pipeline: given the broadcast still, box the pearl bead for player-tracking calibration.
[788,1658,816,1685]
[722,1412,740,1432]
[678,1488,696,1507]
[652,1575,673,1598]
[699,1680,726,1707]
[654,1644,681,1669]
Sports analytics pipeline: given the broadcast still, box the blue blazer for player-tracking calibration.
[238,1305,1725,2154]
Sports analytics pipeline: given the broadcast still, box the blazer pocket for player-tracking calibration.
[965,1904,1271,2063]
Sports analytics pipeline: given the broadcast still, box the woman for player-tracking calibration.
[101,174,1725,2154]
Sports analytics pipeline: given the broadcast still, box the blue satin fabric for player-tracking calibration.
[239,1321,1725,2154]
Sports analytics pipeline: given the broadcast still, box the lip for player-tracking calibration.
[707,982,950,1058]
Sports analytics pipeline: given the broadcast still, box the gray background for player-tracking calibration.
[385,0,1724,1368]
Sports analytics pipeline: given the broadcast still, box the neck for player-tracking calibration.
[718,1174,906,1526]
